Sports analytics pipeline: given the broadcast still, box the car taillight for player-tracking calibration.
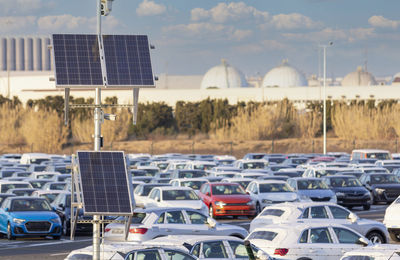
[129,228,148,234]
[274,248,289,256]
[104,228,111,232]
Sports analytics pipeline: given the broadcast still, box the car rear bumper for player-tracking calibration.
[214,205,256,216]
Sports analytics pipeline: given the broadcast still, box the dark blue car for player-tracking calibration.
[0,197,62,240]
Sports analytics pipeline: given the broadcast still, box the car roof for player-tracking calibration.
[250,180,288,184]
[290,177,322,181]
[148,235,243,245]
[156,186,193,191]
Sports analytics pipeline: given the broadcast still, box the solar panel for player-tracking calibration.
[52,34,155,88]
[52,34,103,87]
[77,151,133,215]
[102,35,154,87]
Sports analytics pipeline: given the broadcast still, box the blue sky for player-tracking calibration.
[1,0,400,78]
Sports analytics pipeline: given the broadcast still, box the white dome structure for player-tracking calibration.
[341,66,377,86]
[391,72,400,86]
[200,60,248,89]
[262,60,308,88]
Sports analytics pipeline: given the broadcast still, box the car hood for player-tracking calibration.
[212,194,251,203]
[162,200,204,209]
[297,189,335,197]
[9,211,59,220]
[371,183,400,189]
[330,186,369,194]
[258,192,298,201]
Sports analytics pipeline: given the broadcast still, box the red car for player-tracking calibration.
[198,182,256,218]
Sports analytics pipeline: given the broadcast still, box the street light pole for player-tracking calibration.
[321,42,332,155]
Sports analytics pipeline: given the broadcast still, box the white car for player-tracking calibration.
[104,207,248,242]
[133,183,171,208]
[247,222,371,260]
[340,244,400,260]
[145,186,208,215]
[169,178,209,191]
[246,180,298,213]
[383,195,400,242]
[249,201,389,243]
[185,161,217,171]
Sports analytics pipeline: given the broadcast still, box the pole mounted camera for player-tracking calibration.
[101,0,114,16]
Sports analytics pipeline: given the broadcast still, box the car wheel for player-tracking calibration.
[256,202,261,215]
[363,204,371,210]
[367,231,384,244]
[389,231,400,242]
[209,205,215,219]
[63,219,70,236]
[7,223,15,240]
[53,235,61,240]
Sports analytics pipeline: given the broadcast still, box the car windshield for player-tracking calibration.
[1,183,30,193]
[143,169,158,176]
[297,180,329,190]
[193,164,214,170]
[237,181,251,189]
[330,177,362,187]
[370,175,400,184]
[41,194,59,203]
[114,213,147,224]
[162,190,199,200]
[212,184,246,195]
[243,162,265,169]
[366,153,390,160]
[37,174,56,179]
[259,183,292,193]
[142,185,160,196]
[248,231,278,241]
[50,184,66,190]
[10,199,51,211]
[292,158,308,164]
[181,181,206,190]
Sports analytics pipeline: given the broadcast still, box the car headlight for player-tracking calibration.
[50,217,61,224]
[215,201,226,207]
[375,188,385,194]
[262,199,273,204]
[336,192,345,197]
[13,218,25,224]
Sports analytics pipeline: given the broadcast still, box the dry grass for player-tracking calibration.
[20,108,68,153]
[295,110,322,138]
[71,114,93,143]
[0,105,24,145]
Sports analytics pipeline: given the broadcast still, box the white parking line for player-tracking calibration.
[0,239,92,251]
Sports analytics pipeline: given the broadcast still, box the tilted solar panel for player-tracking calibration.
[52,34,103,86]
[77,151,133,215]
[102,35,154,87]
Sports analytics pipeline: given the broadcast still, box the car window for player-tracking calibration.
[191,244,200,258]
[260,209,284,217]
[299,229,308,243]
[329,206,350,219]
[228,241,248,258]
[187,211,208,224]
[310,228,333,243]
[310,206,328,218]
[247,231,278,241]
[156,213,165,224]
[164,249,196,260]
[136,250,161,260]
[212,184,246,195]
[10,199,51,211]
[259,183,292,193]
[333,227,361,244]
[301,208,309,218]
[203,241,228,258]
[166,211,186,224]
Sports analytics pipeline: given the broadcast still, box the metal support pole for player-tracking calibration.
[323,46,327,155]
[93,1,102,259]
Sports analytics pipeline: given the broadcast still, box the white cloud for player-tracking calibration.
[270,13,322,30]
[0,0,53,15]
[231,29,253,41]
[191,2,269,23]
[368,15,399,29]
[0,16,37,33]
[136,0,166,17]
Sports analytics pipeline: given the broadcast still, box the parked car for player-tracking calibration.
[6,188,38,196]
[246,180,299,213]
[351,149,391,161]
[287,177,337,203]
[169,178,209,191]
[340,244,400,260]
[247,222,371,260]
[198,182,256,218]
[170,170,208,179]
[0,181,33,193]
[359,172,400,204]
[221,178,254,189]
[0,193,15,206]
[249,201,389,243]
[104,207,248,241]
[322,175,372,210]
[133,183,171,208]
[145,186,208,215]
[31,190,68,204]
[383,195,400,242]
[0,196,62,240]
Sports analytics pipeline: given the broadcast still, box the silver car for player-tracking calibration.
[104,207,248,242]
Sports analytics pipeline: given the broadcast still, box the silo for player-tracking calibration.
[0,37,6,71]
[16,37,24,71]
[7,37,16,71]
[42,37,51,70]
[33,37,42,71]
[24,37,33,71]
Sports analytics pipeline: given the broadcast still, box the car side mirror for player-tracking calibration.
[348,212,358,223]
[205,192,210,196]
[207,217,217,228]
[52,206,57,211]
[58,203,64,209]
[356,237,370,247]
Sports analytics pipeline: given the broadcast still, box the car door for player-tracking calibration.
[331,226,365,257]
[184,210,212,235]
[201,240,230,260]
[200,184,213,207]
[159,210,190,236]
[301,206,330,223]
[299,227,338,260]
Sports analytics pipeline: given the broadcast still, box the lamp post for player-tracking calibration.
[320,42,333,155]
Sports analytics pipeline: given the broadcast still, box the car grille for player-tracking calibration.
[225,203,248,206]
[25,221,51,232]
[310,197,331,202]
[385,189,400,199]
[346,193,364,197]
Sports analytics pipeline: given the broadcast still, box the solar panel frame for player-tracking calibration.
[76,151,134,215]
[52,34,155,89]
